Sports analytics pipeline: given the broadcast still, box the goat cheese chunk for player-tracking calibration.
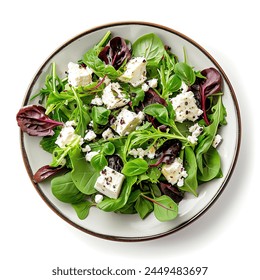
[161,158,188,187]
[94,166,125,199]
[187,123,203,144]
[55,121,79,148]
[102,128,114,140]
[111,108,144,136]
[102,82,129,109]
[118,57,147,87]
[212,134,222,148]
[84,130,97,141]
[67,62,93,87]
[171,91,203,123]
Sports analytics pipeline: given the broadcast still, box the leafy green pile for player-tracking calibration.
[17,31,227,222]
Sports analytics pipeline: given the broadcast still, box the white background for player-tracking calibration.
[1,0,259,279]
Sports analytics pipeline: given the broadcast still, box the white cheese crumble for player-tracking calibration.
[67,62,93,87]
[55,121,78,148]
[85,151,99,162]
[147,78,158,88]
[111,108,145,136]
[84,130,97,141]
[212,134,222,148]
[129,146,156,159]
[102,82,129,110]
[171,91,203,123]
[141,83,149,92]
[91,95,103,106]
[82,144,91,153]
[161,158,188,186]
[94,194,104,204]
[118,57,147,87]
[187,123,203,144]
[102,128,114,140]
[94,166,125,199]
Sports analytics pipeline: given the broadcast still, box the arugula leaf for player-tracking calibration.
[135,196,153,219]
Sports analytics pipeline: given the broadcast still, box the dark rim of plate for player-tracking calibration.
[20,21,242,242]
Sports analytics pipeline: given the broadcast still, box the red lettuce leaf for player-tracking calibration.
[16,105,63,136]
[33,165,66,183]
[98,36,131,70]
[159,182,184,203]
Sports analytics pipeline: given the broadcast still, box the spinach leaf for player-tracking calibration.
[197,146,221,182]
[180,146,198,196]
[174,62,196,86]
[69,147,99,195]
[72,200,94,220]
[90,153,108,172]
[51,172,86,203]
[143,104,169,126]
[122,158,148,176]
[132,33,165,66]
[102,142,115,155]
[91,106,111,125]
[97,176,137,212]
[196,96,226,174]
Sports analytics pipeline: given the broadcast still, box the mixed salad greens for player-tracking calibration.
[17,31,227,222]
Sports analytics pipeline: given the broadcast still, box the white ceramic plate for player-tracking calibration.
[20,22,241,241]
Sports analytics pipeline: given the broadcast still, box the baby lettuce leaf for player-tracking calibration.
[134,196,153,219]
[16,105,63,136]
[174,62,196,86]
[51,172,86,203]
[132,33,165,66]
[142,194,178,222]
[97,176,137,212]
[69,147,99,195]
[33,164,66,183]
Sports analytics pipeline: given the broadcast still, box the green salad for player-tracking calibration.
[16,31,227,222]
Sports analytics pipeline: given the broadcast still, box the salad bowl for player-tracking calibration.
[20,21,241,241]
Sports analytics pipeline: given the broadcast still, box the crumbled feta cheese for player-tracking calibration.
[94,166,125,199]
[212,134,222,148]
[84,130,97,141]
[141,83,149,92]
[187,123,203,144]
[102,82,129,110]
[180,81,188,93]
[85,151,99,162]
[102,128,114,140]
[171,91,203,123]
[147,78,158,88]
[161,158,188,186]
[128,146,156,159]
[129,148,147,158]
[82,144,91,153]
[91,95,103,106]
[94,194,104,204]
[55,121,78,148]
[118,57,147,87]
[67,62,93,87]
[111,108,144,136]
